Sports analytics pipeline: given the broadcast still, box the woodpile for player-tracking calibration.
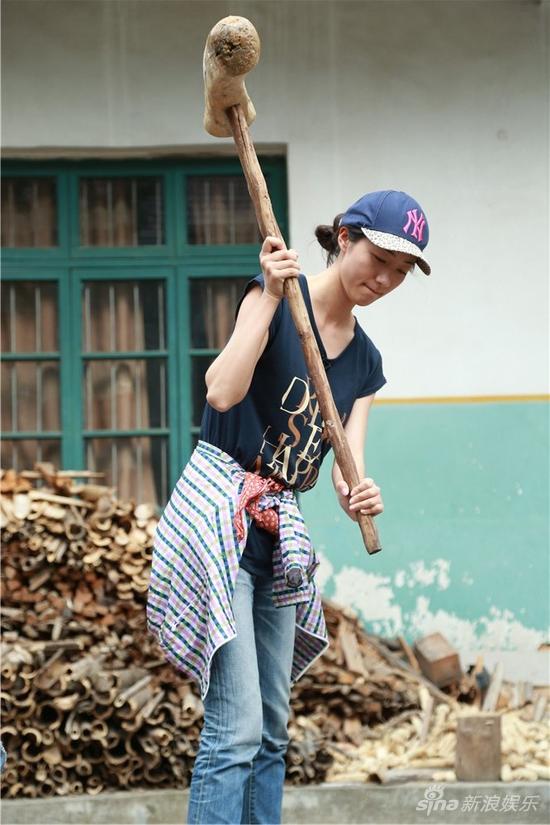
[324,687,550,785]
[1,465,205,798]
[286,603,423,784]
[1,465,548,797]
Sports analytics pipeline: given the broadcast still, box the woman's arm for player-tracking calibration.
[331,394,384,520]
[205,287,279,411]
[205,237,300,412]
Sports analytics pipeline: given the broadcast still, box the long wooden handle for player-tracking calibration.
[226,105,381,555]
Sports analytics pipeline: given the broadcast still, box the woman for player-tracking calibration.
[147,189,431,825]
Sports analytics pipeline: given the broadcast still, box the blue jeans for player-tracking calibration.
[187,566,297,824]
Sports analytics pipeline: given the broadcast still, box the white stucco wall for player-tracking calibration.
[2,0,548,399]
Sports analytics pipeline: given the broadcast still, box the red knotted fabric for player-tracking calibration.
[234,472,285,541]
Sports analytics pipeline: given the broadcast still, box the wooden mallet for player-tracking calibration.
[203,15,381,555]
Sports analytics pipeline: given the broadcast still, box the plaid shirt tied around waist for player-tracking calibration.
[146,440,329,699]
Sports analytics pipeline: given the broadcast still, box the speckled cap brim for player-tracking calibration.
[361,228,431,275]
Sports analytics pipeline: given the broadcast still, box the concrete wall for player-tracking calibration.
[302,399,549,674]
[3,784,550,825]
[2,0,549,661]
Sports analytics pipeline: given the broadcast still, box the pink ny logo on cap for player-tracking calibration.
[403,209,426,243]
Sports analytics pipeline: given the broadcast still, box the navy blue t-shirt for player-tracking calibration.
[199,273,386,577]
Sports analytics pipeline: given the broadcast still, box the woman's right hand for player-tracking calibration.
[259,236,300,300]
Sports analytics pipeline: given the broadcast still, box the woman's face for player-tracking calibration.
[337,229,416,306]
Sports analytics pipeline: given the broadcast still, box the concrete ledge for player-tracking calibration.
[2,783,549,825]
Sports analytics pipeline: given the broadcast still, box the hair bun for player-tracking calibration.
[315,213,343,264]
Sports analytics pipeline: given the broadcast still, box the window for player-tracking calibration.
[79,177,165,247]
[189,277,249,444]
[82,279,169,505]
[187,176,260,245]
[1,159,287,508]
[0,281,61,469]
[1,178,58,247]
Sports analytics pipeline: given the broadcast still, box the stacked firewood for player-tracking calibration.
[1,643,203,797]
[1,465,423,798]
[1,465,203,797]
[324,687,550,785]
[285,603,421,784]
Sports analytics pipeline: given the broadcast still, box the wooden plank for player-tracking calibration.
[482,662,504,712]
[338,621,367,677]
[365,636,460,708]
[398,634,421,673]
[28,491,93,509]
[533,695,547,722]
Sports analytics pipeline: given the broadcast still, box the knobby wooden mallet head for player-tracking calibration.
[203,16,260,138]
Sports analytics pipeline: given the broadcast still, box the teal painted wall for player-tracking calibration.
[301,400,549,651]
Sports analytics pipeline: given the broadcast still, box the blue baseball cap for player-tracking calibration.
[340,190,431,275]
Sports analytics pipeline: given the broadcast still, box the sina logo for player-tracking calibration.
[416,784,459,816]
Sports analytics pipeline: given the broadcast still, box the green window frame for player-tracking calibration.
[1,158,288,507]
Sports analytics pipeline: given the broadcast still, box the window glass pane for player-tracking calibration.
[191,355,215,427]
[1,439,61,471]
[83,359,167,431]
[187,176,261,245]
[1,177,58,247]
[190,277,249,348]
[82,280,165,353]
[86,436,167,507]
[1,282,58,353]
[79,177,164,247]
[2,361,60,432]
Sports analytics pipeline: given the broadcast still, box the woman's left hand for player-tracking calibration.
[335,478,384,522]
